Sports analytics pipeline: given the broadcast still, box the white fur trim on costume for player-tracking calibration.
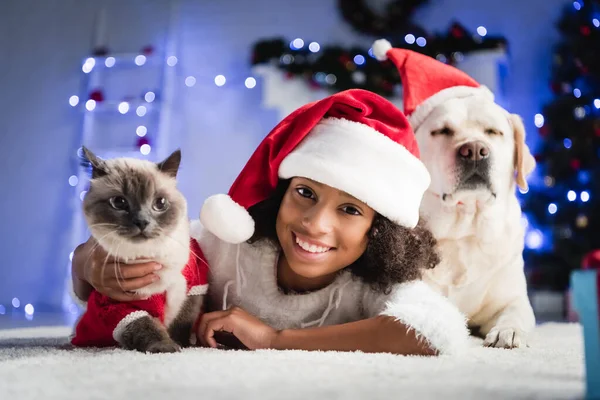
[112,310,150,344]
[200,194,255,244]
[408,85,495,131]
[188,284,208,296]
[380,281,470,355]
[372,39,392,61]
[279,117,430,228]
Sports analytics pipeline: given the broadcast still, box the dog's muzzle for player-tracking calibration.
[455,141,492,190]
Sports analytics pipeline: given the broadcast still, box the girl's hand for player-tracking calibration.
[72,236,162,302]
[197,307,279,350]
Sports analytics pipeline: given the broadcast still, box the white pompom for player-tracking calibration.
[372,39,392,61]
[199,194,255,244]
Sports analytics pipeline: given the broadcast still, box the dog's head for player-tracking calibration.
[413,96,535,204]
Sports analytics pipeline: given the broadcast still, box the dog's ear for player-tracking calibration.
[510,113,536,191]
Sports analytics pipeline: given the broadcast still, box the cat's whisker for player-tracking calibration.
[83,230,118,278]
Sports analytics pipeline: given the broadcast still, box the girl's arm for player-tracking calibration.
[273,315,436,355]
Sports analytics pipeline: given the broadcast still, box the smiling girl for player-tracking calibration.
[72,89,469,355]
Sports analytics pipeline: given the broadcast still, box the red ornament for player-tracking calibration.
[338,55,351,65]
[550,81,561,94]
[450,23,466,38]
[136,137,150,148]
[142,45,154,56]
[89,89,105,102]
[285,72,294,80]
[534,154,544,163]
[582,250,600,270]
[580,26,591,36]
[381,81,394,92]
[595,127,600,137]
[539,125,549,137]
[308,80,321,89]
[571,159,582,170]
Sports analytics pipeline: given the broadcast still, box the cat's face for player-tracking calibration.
[82,148,187,245]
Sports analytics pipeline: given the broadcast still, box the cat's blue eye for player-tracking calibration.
[296,187,315,199]
[153,197,169,212]
[109,196,128,211]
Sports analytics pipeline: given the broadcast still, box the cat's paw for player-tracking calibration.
[483,327,526,349]
[146,340,181,354]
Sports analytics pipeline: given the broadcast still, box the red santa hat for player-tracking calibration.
[371,39,495,130]
[200,89,430,244]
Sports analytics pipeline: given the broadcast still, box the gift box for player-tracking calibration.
[570,250,600,399]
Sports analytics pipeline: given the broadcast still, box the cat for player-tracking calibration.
[70,147,209,353]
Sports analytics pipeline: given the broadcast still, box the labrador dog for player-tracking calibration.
[414,95,536,348]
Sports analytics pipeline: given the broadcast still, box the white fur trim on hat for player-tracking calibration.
[279,117,430,228]
[200,194,255,244]
[408,85,495,131]
[380,281,470,355]
[372,39,392,61]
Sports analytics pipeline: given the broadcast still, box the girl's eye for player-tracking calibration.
[296,187,315,199]
[341,205,361,216]
[109,196,128,210]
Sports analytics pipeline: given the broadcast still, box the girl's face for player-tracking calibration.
[275,177,375,284]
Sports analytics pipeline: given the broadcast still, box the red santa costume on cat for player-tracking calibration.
[71,239,209,347]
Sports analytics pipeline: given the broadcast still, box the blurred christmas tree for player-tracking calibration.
[522,0,600,291]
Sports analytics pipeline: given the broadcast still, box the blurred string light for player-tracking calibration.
[134,55,146,66]
[477,26,487,36]
[593,18,600,27]
[85,99,96,111]
[573,88,581,98]
[144,91,156,102]
[136,106,147,117]
[68,175,78,186]
[405,34,416,44]
[69,95,80,107]
[594,99,600,109]
[567,190,577,201]
[185,76,196,87]
[82,57,95,73]
[548,203,558,214]
[245,77,256,89]
[12,298,20,308]
[534,113,544,128]
[573,1,582,10]
[416,37,427,47]
[525,229,543,249]
[353,55,365,65]
[105,57,116,68]
[581,191,590,202]
[24,304,34,316]
[118,102,130,114]
[214,75,226,87]
[563,138,572,149]
[167,56,178,66]
[308,42,320,52]
[0,304,5,315]
[290,38,304,50]
[136,125,147,137]
[140,144,151,155]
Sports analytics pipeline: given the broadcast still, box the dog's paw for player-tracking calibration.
[146,340,181,354]
[483,327,526,349]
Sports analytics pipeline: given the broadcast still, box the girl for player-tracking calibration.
[71,89,469,355]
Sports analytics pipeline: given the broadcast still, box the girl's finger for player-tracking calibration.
[204,318,229,348]
[114,274,159,292]
[118,262,162,279]
[198,311,231,346]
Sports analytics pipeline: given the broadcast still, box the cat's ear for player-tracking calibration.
[157,149,181,178]
[82,146,109,179]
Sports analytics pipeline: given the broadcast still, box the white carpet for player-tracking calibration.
[0,323,586,400]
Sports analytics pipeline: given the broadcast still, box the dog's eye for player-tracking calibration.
[485,128,501,136]
[432,127,454,136]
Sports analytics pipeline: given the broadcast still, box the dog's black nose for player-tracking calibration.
[457,141,490,162]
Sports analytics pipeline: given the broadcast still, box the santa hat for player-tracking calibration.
[200,89,430,244]
[372,39,495,130]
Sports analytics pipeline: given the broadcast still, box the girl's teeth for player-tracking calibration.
[296,237,329,253]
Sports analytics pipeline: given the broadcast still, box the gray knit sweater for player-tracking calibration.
[192,221,469,354]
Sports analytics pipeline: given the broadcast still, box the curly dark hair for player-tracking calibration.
[247,179,440,294]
